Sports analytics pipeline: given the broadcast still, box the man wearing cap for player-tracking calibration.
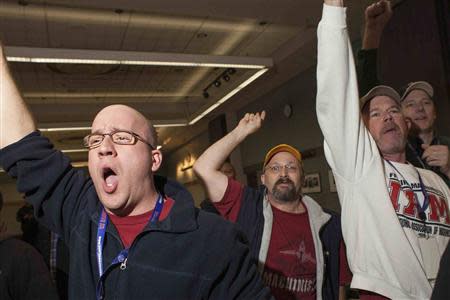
[317,0,450,299]
[194,112,351,300]
[354,1,450,187]
[401,81,450,187]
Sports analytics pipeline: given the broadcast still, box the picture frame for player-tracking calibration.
[302,173,321,193]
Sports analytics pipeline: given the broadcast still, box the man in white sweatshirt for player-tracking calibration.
[316,0,450,299]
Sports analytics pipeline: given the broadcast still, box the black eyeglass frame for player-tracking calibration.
[83,130,155,150]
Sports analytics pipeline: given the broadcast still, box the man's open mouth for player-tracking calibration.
[102,167,118,193]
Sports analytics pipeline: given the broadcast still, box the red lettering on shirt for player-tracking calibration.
[389,180,401,212]
[428,195,450,224]
[403,189,417,218]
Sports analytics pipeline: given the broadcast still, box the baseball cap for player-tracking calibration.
[263,144,302,168]
[400,81,434,101]
[360,85,401,111]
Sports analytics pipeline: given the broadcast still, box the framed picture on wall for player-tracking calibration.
[302,173,321,193]
[328,169,337,192]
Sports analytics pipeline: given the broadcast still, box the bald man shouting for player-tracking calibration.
[0,42,270,300]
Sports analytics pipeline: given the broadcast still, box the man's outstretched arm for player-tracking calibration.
[193,111,265,203]
[357,0,392,95]
[0,42,36,149]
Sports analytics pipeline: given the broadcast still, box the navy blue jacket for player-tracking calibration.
[0,132,271,300]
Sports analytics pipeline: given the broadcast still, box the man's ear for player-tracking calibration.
[300,163,305,187]
[260,173,265,186]
[151,150,163,172]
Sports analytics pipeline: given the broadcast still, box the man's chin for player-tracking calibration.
[99,195,125,213]
[272,189,297,203]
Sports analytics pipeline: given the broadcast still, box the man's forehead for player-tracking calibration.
[91,126,125,134]
[92,106,147,131]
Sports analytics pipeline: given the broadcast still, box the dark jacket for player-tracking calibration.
[432,242,450,300]
[406,135,450,187]
[0,132,271,300]
[234,185,344,300]
[0,237,59,300]
[357,48,380,96]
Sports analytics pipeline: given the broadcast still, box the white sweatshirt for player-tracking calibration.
[316,4,450,299]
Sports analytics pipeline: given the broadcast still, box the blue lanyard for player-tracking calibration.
[96,194,164,300]
[386,160,430,222]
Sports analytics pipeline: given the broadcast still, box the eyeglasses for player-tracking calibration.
[83,130,155,150]
[264,164,299,174]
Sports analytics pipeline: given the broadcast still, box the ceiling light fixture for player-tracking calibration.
[37,122,187,133]
[202,68,238,98]
[61,149,89,153]
[5,46,271,69]
[7,57,267,69]
[71,162,89,168]
[4,48,273,131]
[190,68,268,125]
[39,126,92,132]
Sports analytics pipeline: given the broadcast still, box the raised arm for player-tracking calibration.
[357,0,392,95]
[0,42,36,149]
[316,1,377,180]
[362,0,392,50]
[194,111,265,202]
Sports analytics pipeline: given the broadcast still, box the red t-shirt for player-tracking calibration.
[262,205,317,299]
[108,197,174,248]
[215,178,352,298]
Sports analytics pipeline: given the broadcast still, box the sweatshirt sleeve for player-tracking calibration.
[0,131,96,242]
[316,4,378,182]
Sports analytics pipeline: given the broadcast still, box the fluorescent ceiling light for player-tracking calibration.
[24,92,197,98]
[189,68,269,125]
[5,46,273,69]
[36,68,268,130]
[39,126,92,132]
[7,47,273,130]
[8,57,267,69]
[154,123,187,128]
[71,162,88,168]
[38,123,188,132]
[61,149,88,153]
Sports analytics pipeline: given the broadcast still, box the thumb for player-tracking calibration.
[421,144,430,150]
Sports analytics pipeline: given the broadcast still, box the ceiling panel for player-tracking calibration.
[0,0,370,167]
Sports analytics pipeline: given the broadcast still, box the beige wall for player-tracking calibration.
[159,130,210,206]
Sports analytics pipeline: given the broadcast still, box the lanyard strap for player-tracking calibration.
[96,194,164,300]
[386,160,430,221]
